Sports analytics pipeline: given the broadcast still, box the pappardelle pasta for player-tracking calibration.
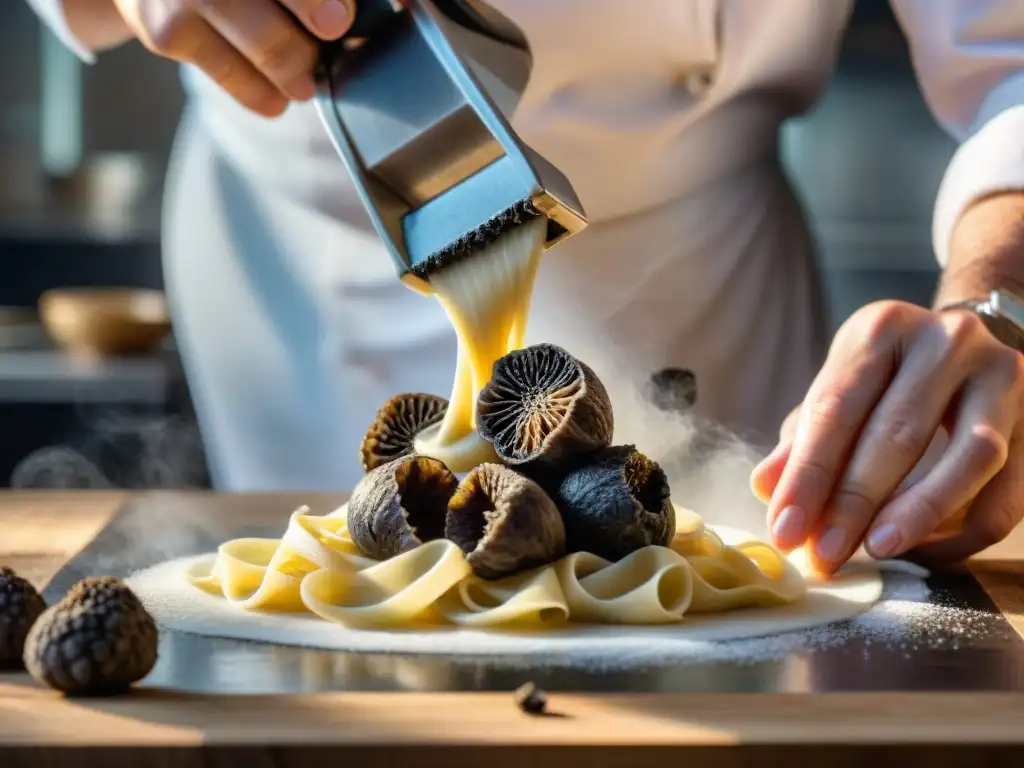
[188,503,806,629]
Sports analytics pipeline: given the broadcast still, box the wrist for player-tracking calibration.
[934,191,1024,309]
[62,0,133,52]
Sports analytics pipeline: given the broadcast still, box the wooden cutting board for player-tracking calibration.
[2,491,1024,767]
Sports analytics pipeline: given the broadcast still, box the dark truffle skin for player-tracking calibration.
[514,682,548,714]
[348,455,458,560]
[646,368,697,413]
[23,576,157,696]
[547,445,676,562]
[476,344,614,466]
[0,567,46,668]
[446,464,565,580]
[360,393,449,471]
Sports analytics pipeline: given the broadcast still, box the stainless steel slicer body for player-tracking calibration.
[313,0,587,289]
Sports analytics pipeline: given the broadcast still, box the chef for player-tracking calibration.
[28,0,1024,576]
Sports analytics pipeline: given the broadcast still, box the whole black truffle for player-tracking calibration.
[514,681,548,715]
[23,576,158,696]
[548,445,676,562]
[446,464,565,580]
[0,567,46,668]
[646,368,697,413]
[348,455,458,560]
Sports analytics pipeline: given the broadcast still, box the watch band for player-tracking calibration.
[938,290,1024,354]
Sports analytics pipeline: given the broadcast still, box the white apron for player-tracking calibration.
[163,0,856,492]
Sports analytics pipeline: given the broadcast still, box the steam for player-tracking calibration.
[611,375,772,537]
[11,408,209,491]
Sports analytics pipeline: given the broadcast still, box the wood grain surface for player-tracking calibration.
[3,491,1024,765]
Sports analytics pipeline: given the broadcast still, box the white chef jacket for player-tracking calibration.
[28,0,1024,495]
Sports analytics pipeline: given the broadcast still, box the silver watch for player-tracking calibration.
[939,289,1024,354]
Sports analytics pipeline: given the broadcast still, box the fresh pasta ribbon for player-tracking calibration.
[187,503,807,628]
[437,566,570,627]
[301,539,472,627]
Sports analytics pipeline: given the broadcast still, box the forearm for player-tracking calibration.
[61,0,133,52]
[934,191,1024,308]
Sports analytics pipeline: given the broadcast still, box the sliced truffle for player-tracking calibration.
[23,576,157,696]
[476,344,613,466]
[348,455,458,560]
[446,464,565,580]
[549,445,675,562]
[0,567,46,668]
[360,393,449,471]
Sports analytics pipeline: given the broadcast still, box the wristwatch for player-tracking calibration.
[939,289,1024,354]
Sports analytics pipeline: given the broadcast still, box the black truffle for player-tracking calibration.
[446,464,566,580]
[514,682,548,715]
[348,455,458,560]
[23,576,158,696]
[548,445,676,562]
[646,367,697,413]
[0,567,46,668]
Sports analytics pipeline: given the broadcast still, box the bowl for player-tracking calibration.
[39,288,172,358]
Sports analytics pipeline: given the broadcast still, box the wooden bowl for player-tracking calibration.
[39,288,172,358]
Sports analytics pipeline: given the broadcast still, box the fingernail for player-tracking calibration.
[286,75,316,101]
[771,505,806,546]
[815,526,847,563]
[313,0,352,38]
[867,524,902,558]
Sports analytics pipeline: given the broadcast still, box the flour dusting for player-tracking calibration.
[502,571,995,672]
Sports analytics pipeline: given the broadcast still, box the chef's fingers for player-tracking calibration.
[903,446,1023,567]
[779,406,800,444]
[192,0,320,101]
[765,305,902,552]
[751,406,800,503]
[804,324,973,575]
[119,4,288,117]
[751,441,790,504]
[277,0,354,39]
[864,371,1018,562]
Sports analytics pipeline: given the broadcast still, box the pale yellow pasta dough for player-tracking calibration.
[184,502,806,630]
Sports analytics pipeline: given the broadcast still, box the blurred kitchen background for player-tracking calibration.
[0,0,953,490]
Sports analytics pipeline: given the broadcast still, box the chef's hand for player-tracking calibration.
[750,300,1024,576]
[111,0,355,117]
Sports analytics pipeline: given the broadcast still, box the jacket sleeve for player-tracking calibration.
[890,0,1024,268]
[25,0,98,64]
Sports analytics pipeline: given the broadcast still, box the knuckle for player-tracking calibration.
[806,393,855,433]
[786,454,836,496]
[990,346,1024,388]
[941,310,985,352]
[971,505,1017,549]
[858,301,908,344]
[143,13,191,54]
[832,484,879,520]
[1010,350,1024,386]
[964,424,1009,475]
[875,411,930,459]
[901,488,949,533]
[254,33,309,77]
